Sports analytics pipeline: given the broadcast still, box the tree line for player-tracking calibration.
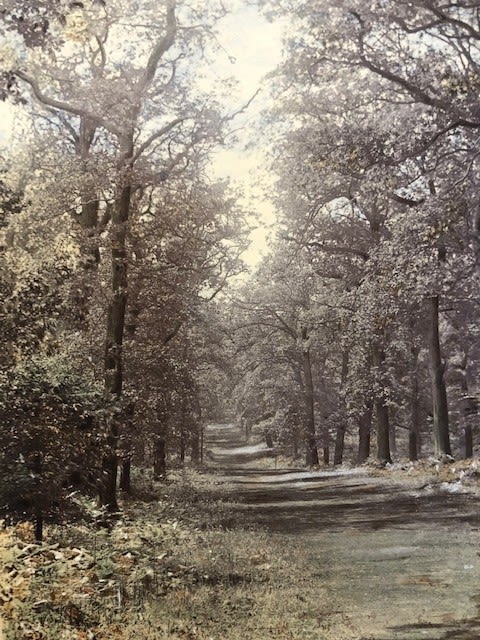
[1,0,480,539]
[0,0,242,539]
[231,0,480,467]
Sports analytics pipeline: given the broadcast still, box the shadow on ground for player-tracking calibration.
[382,607,480,640]
[205,424,480,535]
[204,424,480,640]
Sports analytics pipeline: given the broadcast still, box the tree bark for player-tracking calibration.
[372,345,392,464]
[100,137,134,512]
[409,347,421,461]
[302,328,319,466]
[334,424,345,465]
[323,442,330,465]
[376,401,392,465]
[334,351,349,465]
[153,434,167,480]
[357,402,373,464]
[458,352,474,459]
[428,296,451,458]
[34,509,43,543]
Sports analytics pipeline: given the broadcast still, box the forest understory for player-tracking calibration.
[2,429,480,640]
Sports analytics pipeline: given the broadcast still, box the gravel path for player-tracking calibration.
[206,424,480,640]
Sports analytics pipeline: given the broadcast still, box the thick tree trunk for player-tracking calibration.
[100,138,134,512]
[376,401,392,464]
[302,328,319,466]
[428,296,451,458]
[357,402,373,464]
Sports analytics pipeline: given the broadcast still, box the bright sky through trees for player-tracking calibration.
[0,2,284,268]
[210,5,285,268]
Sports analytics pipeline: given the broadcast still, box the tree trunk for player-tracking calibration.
[100,137,134,512]
[34,509,43,543]
[323,443,330,465]
[389,415,397,456]
[372,345,392,464]
[464,425,473,459]
[428,296,451,458]
[153,434,167,480]
[302,328,319,466]
[77,117,102,268]
[458,352,474,459]
[191,425,201,464]
[292,435,299,459]
[334,423,346,465]
[334,351,349,465]
[119,458,131,493]
[357,402,373,464]
[376,401,392,465]
[409,348,421,462]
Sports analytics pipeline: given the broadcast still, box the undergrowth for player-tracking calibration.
[1,467,348,640]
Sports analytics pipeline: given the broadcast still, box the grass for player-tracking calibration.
[1,466,350,640]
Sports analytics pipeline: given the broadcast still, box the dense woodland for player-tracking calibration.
[0,0,480,540]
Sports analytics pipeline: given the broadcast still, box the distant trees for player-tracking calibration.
[240,0,480,464]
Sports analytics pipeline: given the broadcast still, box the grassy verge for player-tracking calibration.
[1,467,347,640]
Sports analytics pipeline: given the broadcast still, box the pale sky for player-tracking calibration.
[210,5,285,267]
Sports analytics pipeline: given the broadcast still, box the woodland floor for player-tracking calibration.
[1,424,480,639]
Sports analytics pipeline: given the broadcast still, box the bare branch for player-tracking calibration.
[133,117,185,162]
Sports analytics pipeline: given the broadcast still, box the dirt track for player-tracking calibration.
[206,424,480,640]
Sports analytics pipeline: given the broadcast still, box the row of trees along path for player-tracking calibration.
[0,0,479,543]
[232,0,480,468]
[0,0,245,538]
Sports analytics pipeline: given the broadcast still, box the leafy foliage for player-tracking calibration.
[0,353,108,527]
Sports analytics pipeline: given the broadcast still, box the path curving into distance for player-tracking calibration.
[205,423,480,640]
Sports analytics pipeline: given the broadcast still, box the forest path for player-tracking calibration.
[205,423,480,640]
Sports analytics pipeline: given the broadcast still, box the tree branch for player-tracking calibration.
[133,117,185,162]
[15,70,123,137]
[138,0,177,94]
[351,11,480,127]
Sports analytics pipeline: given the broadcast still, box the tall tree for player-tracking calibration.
[4,0,240,508]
